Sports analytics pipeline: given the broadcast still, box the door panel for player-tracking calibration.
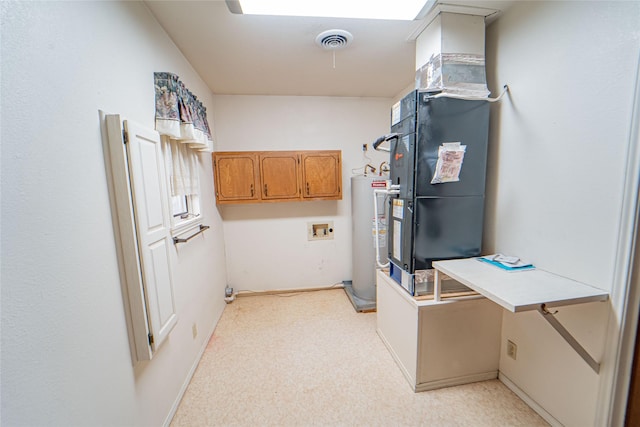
[260,152,299,200]
[134,137,165,230]
[301,151,341,199]
[390,133,416,200]
[387,197,415,272]
[413,196,484,269]
[125,120,177,353]
[147,240,176,339]
[214,153,259,201]
[415,97,490,197]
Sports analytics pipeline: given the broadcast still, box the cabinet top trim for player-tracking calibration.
[214,149,341,155]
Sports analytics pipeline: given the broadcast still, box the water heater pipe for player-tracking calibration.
[373,186,399,269]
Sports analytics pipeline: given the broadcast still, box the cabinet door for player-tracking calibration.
[301,150,342,200]
[260,152,300,200]
[213,152,260,203]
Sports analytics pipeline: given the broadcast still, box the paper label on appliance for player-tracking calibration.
[402,134,410,152]
[392,199,404,219]
[371,180,386,188]
[391,101,401,126]
[372,218,387,248]
[431,142,466,184]
[393,220,402,260]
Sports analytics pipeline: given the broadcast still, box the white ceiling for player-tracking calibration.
[145,0,512,98]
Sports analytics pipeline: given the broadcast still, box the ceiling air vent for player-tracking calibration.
[315,29,353,50]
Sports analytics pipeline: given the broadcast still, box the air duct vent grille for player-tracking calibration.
[315,29,353,50]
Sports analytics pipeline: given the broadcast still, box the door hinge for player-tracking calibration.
[148,333,154,345]
[122,129,128,144]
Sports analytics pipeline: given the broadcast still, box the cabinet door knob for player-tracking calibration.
[306,182,310,195]
[264,184,268,196]
[250,184,254,197]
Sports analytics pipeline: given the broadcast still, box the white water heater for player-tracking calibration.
[346,175,387,311]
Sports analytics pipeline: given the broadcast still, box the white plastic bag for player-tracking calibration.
[431,142,466,184]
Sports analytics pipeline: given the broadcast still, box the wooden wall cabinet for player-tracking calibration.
[213,150,341,204]
[260,151,300,201]
[212,152,260,202]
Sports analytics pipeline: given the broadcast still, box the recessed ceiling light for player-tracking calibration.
[228,0,427,20]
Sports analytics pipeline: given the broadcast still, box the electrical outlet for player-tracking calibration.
[192,323,198,339]
[506,340,517,360]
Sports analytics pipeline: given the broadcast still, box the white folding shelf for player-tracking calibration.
[432,258,609,373]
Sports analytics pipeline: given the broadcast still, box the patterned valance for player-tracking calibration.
[154,72,213,152]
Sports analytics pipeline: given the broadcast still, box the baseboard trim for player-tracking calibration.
[415,371,498,392]
[236,284,344,298]
[499,372,563,427]
[162,310,223,427]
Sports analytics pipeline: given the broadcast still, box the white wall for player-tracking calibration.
[212,95,391,291]
[1,2,228,426]
[485,1,640,425]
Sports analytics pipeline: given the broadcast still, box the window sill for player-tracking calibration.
[171,215,203,237]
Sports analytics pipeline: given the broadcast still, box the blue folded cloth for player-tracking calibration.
[478,254,535,271]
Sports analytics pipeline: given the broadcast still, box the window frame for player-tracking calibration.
[170,193,202,234]
[162,138,203,236]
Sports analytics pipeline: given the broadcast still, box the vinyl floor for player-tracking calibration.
[170,288,548,426]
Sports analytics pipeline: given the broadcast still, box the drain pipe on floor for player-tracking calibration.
[224,286,236,304]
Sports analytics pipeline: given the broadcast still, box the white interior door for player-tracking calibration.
[124,120,177,352]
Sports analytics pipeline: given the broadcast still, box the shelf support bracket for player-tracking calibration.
[536,303,600,374]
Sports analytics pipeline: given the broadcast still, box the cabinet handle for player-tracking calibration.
[306,182,310,195]
[250,184,254,197]
[264,184,268,196]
